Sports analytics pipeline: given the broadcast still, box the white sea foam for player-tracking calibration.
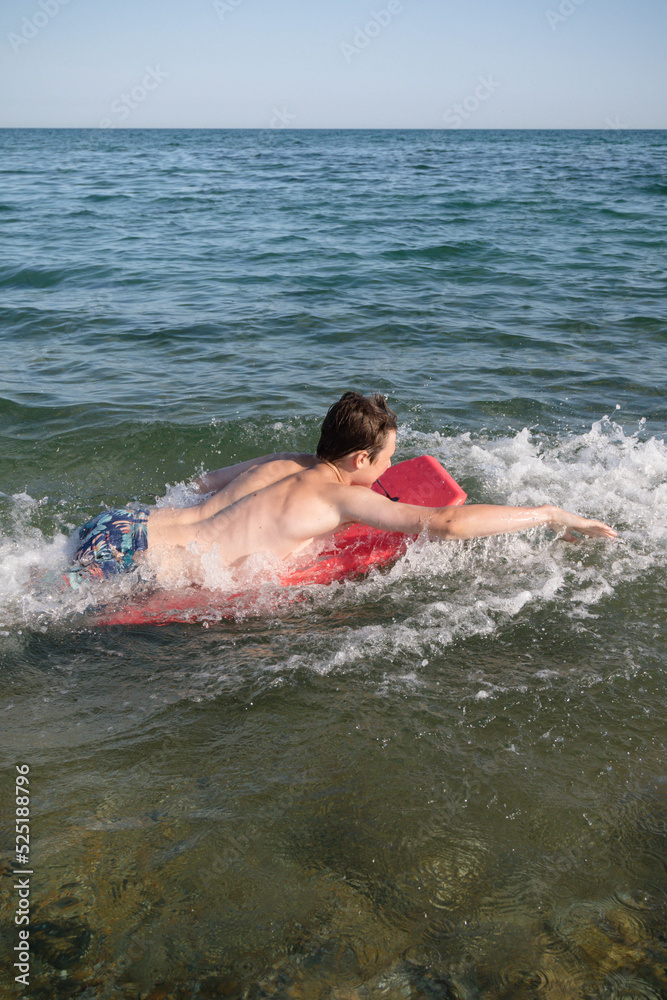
[277,417,667,675]
[0,493,151,624]
[157,481,203,509]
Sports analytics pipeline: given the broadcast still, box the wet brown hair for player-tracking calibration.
[316,392,398,464]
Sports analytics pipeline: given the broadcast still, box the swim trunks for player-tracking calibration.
[62,507,150,589]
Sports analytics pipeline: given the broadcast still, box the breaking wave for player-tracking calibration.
[1,418,664,674]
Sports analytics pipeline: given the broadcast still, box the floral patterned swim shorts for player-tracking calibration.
[63,507,150,589]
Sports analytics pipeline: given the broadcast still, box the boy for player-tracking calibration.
[64,392,617,588]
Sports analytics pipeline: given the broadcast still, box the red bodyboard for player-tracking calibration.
[95,455,466,626]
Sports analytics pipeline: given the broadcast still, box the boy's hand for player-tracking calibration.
[546,505,618,541]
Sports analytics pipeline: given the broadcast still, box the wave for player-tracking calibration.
[1,420,664,666]
[273,415,665,675]
[0,264,114,289]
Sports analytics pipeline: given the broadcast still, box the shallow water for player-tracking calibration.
[1,129,666,999]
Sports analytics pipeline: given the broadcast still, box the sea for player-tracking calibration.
[1,129,666,999]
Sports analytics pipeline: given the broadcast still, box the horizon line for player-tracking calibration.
[1,126,665,132]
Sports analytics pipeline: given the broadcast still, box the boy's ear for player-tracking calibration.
[353,450,370,468]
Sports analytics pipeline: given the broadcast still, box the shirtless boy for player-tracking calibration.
[64,392,617,588]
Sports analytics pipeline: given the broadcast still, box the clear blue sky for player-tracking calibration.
[2,0,665,128]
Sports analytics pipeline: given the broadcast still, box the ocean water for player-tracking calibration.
[1,129,666,998]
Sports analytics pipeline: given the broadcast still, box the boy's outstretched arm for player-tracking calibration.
[424,503,618,541]
[193,453,315,493]
[338,488,617,542]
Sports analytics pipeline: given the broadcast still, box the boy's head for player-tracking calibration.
[316,392,398,465]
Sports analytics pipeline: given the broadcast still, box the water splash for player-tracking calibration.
[1,420,664,653]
